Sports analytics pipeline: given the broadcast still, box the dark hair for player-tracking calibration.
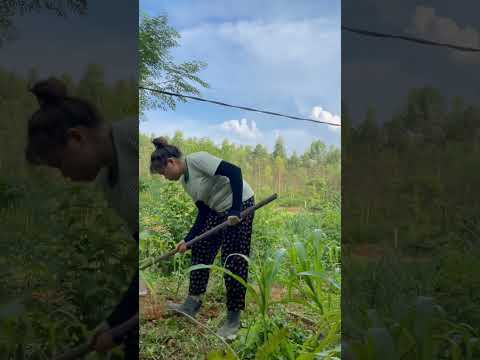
[26,77,103,164]
[150,137,182,173]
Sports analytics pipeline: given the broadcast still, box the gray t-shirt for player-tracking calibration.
[180,151,254,213]
[95,118,139,235]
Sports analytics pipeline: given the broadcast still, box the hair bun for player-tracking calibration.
[152,137,169,149]
[30,77,67,107]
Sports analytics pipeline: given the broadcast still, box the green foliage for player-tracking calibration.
[140,179,195,273]
[273,136,287,159]
[140,146,341,359]
[139,14,209,113]
[1,181,134,358]
[343,86,480,359]
[0,66,136,358]
[139,132,340,210]
[345,298,480,360]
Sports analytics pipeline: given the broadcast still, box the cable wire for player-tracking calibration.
[139,86,341,127]
[141,26,477,128]
[342,26,480,52]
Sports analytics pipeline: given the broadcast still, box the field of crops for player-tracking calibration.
[0,173,136,358]
[342,248,480,359]
[0,66,138,358]
[139,175,341,359]
[341,86,480,359]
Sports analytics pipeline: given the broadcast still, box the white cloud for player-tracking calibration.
[177,18,340,113]
[219,118,262,140]
[140,110,340,155]
[216,19,338,66]
[164,1,340,33]
[216,120,331,154]
[405,6,480,64]
[310,106,341,132]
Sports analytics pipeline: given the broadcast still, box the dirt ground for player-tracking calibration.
[140,294,165,321]
[347,243,432,263]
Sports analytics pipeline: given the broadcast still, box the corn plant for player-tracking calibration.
[189,248,287,340]
[287,229,340,317]
[345,297,480,360]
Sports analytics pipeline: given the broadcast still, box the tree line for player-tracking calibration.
[343,86,480,248]
[0,64,137,178]
[140,131,340,209]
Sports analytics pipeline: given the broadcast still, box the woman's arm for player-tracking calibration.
[215,160,243,217]
[184,201,210,242]
[106,271,138,344]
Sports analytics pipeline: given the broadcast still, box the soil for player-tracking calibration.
[271,284,286,301]
[140,293,223,322]
[198,303,221,320]
[348,243,432,263]
[282,207,303,214]
[351,243,386,259]
[140,294,165,320]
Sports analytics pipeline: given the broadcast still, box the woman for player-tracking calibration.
[25,77,138,357]
[150,137,255,339]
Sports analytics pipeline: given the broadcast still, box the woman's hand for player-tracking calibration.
[176,240,188,253]
[92,330,116,353]
[227,209,242,226]
[227,215,241,226]
[89,322,116,353]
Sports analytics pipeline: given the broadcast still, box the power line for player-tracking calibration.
[342,26,480,52]
[139,86,341,127]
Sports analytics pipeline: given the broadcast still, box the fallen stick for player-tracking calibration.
[167,308,240,359]
[53,314,139,360]
[139,193,278,271]
[286,310,318,326]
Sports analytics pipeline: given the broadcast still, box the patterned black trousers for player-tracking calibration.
[189,197,255,311]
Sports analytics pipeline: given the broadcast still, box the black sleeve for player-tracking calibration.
[184,201,209,243]
[215,160,243,217]
[106,232,139,344]
[106,270,138,344]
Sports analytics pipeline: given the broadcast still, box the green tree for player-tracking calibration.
[252,144,269,190]
[171,130,185,149]
[273,136,286,160]
[221,139,235,162]
[306,140,327,163]
[108,79,138,119]
[253,144,269,159]
[289,151,300,168]
[139,14,209,114]
[26,68,39,89]
[357,106,380,151]
[274,156,286,193]
[76,63,107,110]
[403,87,445,134]
[59,73,75,93]
[325,146,341,165]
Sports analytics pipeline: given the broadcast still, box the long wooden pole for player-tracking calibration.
[53,314,139,360]
[139,193,278,271]
[55,194,278,359]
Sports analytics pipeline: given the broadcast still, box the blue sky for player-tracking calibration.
[140,0,341,155]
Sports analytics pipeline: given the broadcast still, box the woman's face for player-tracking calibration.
[44,128,104,182]
[158,158,183,181]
